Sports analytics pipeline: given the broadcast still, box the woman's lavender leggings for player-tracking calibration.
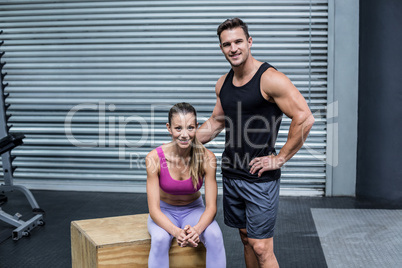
[147,196,226,268]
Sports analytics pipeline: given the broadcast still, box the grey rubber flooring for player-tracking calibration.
[312,208,402,268]
[0,190,401,268]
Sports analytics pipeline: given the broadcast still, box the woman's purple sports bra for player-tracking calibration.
[156,146,203,195]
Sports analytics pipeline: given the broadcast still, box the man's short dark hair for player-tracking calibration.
[217,18,250,43]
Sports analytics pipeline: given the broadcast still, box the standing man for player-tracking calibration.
[196,18,315,268]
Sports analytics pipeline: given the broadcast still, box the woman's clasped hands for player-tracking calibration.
[176,225,200,248]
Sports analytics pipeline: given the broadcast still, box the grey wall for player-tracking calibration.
[357,0,402,202]
[326,0,359,196]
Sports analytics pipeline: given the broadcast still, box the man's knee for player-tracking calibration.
[248,238,274,258]
[238,228,251,246]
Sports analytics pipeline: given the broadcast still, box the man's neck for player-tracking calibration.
[232,57,262,85]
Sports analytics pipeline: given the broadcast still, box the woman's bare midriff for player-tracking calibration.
[160,189,201,206]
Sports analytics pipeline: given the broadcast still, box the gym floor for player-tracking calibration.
[0,190,401,268]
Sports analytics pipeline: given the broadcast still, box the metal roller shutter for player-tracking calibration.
[0,0,328,196]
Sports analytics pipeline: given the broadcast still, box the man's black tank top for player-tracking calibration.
[219,62,283,182]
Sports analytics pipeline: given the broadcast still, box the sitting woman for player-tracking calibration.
[146,102,226,268]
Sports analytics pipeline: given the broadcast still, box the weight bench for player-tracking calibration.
[0,134,45,240]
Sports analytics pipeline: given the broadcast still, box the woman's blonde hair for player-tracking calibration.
[168,102,206,189]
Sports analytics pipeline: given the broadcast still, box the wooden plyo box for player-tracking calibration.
[71,213,206,267]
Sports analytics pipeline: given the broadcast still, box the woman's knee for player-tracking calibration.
[203,222,224,245]
[151,231,172,249]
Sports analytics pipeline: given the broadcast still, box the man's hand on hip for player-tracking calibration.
[249,155,285,177]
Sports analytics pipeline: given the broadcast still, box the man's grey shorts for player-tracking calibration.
[222,176,280,239]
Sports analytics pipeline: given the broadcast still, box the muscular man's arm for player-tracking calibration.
[249,69,315,177]
[196,75,226,144]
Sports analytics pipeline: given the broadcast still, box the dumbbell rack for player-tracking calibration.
[0,30,44,240]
